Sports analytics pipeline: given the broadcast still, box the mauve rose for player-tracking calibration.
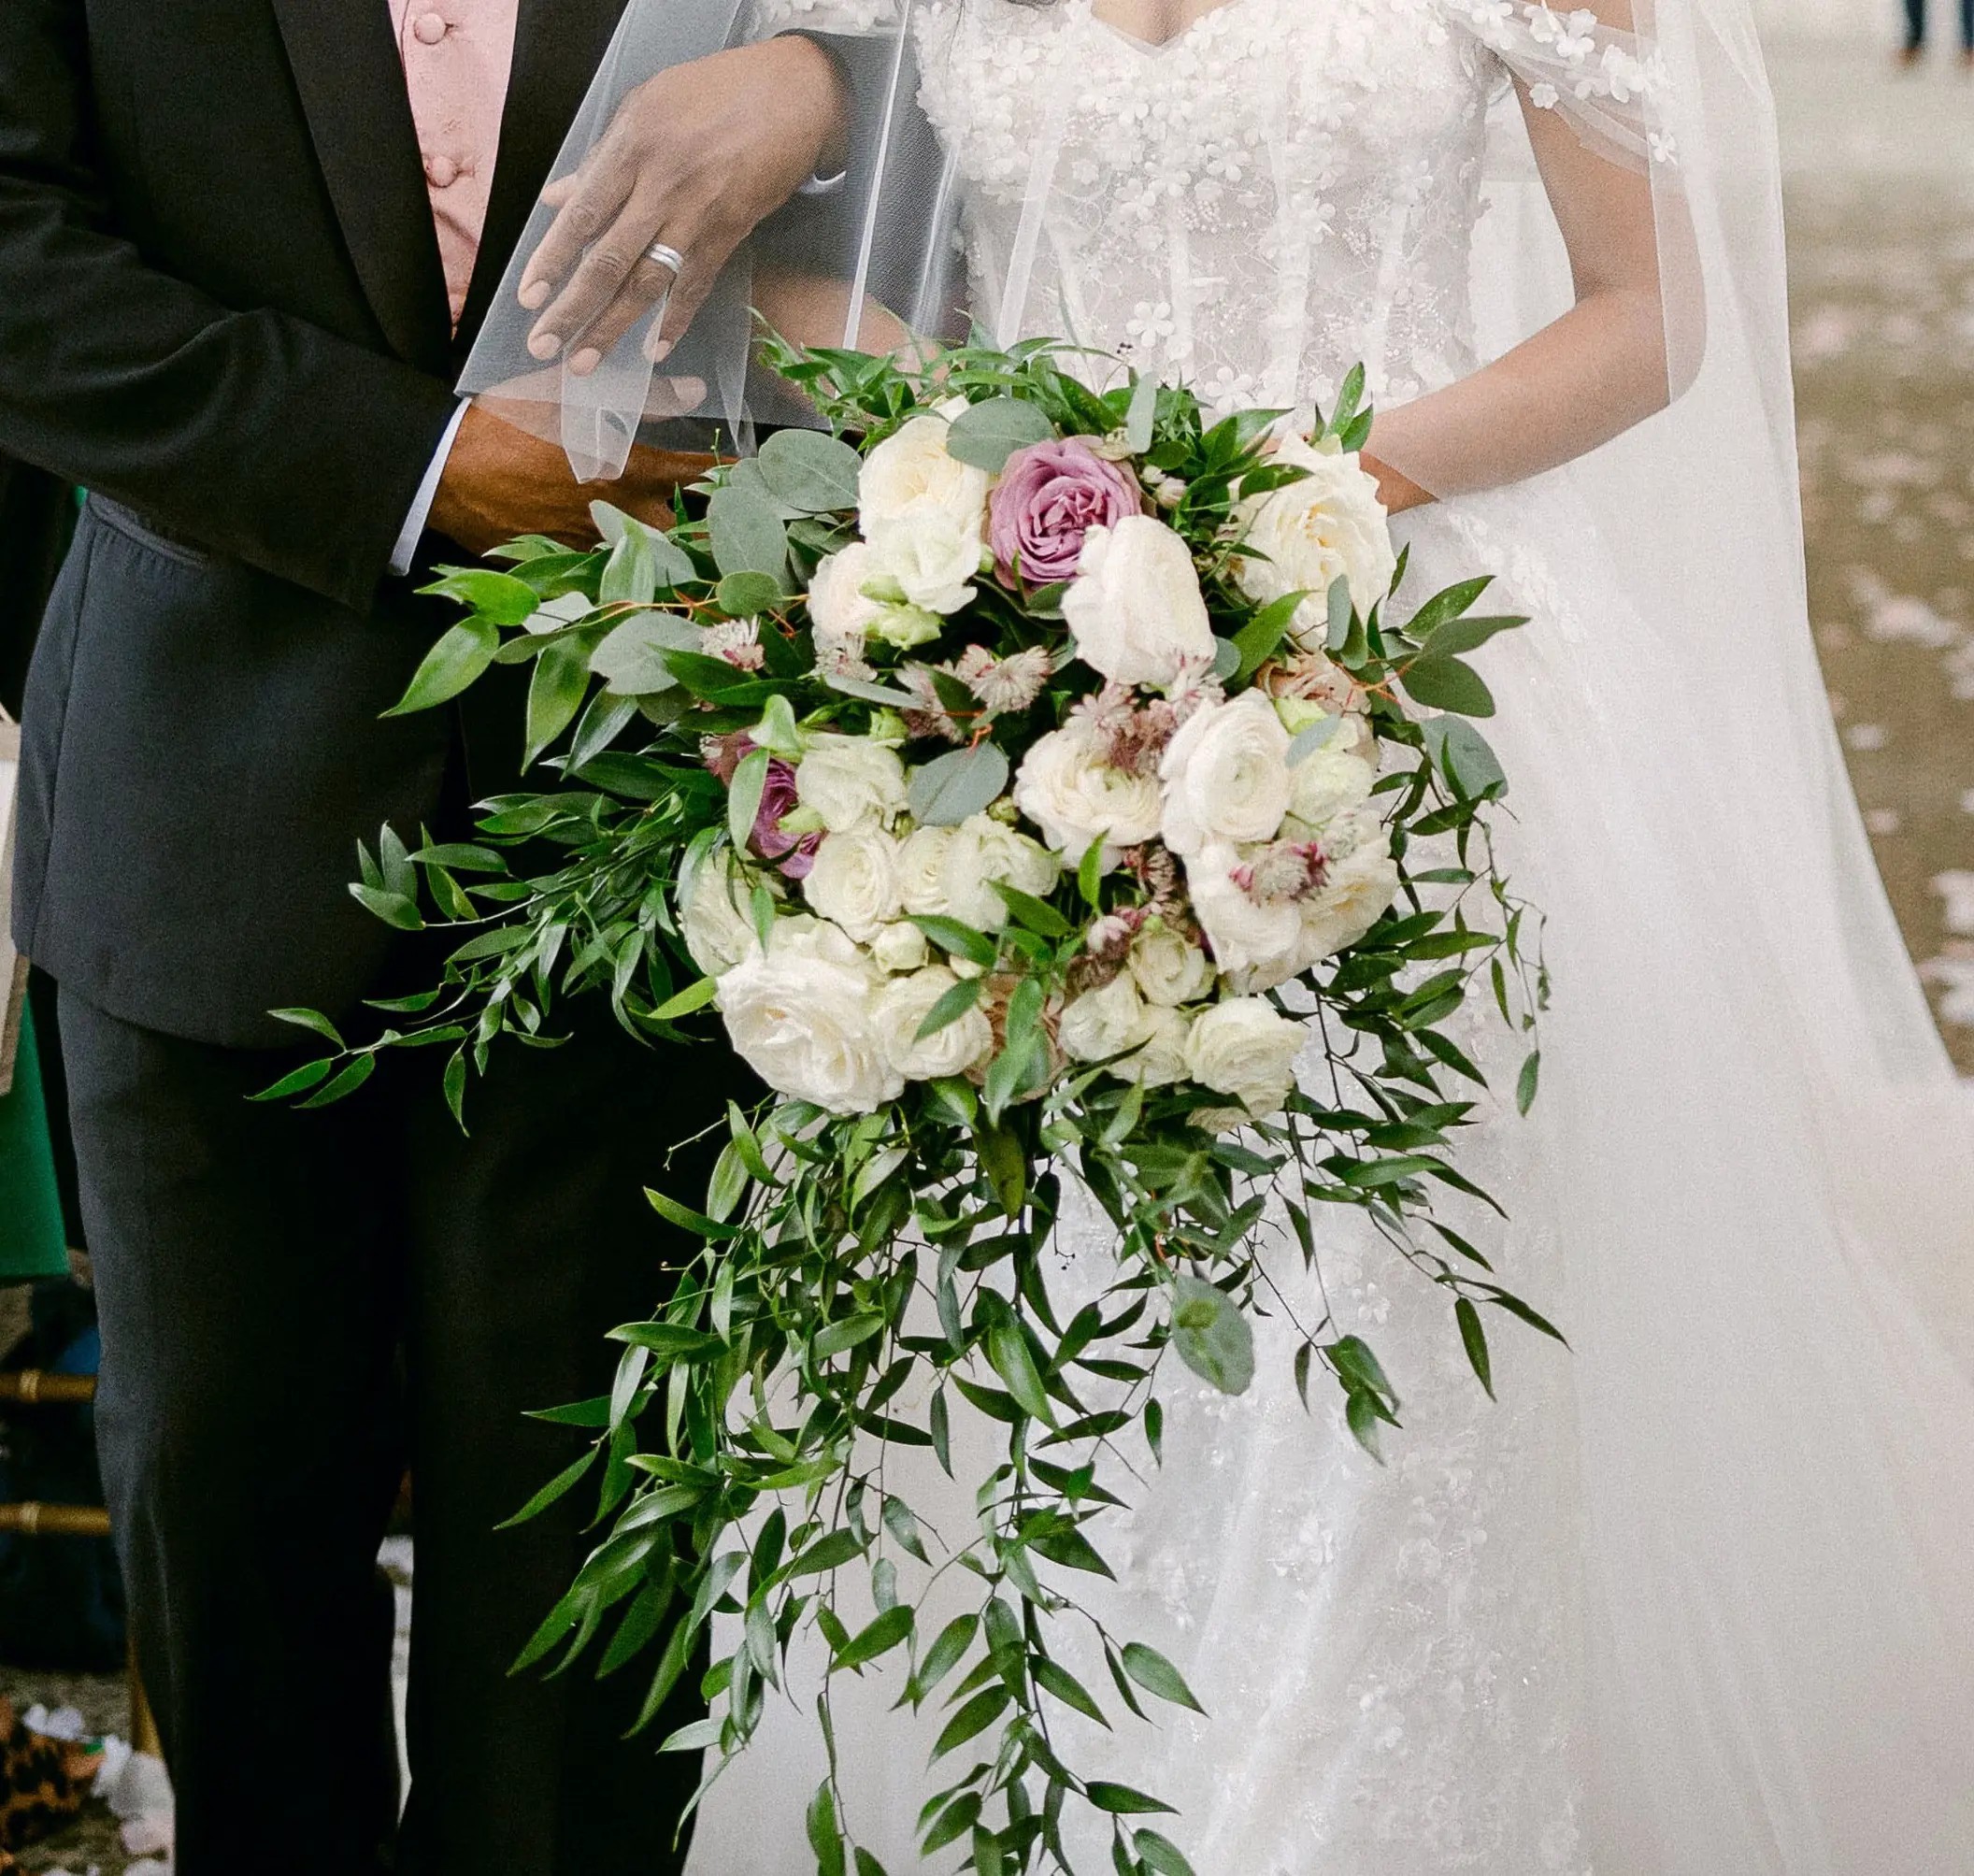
[989,437,1142,587]
[752,759,821,878]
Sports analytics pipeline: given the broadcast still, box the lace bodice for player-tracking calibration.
[907,0,1666,414]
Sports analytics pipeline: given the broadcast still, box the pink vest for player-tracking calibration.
[389,0,520,328]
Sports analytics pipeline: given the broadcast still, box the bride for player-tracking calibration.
[465,0,1974,1868]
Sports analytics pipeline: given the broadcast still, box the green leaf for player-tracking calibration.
[707,485,790,588]
[989,880,1071,938]
[943,395,1056,472]
[1516,1049,1541,1116]
[1231,590,1306,681]
[1400,654,1495,719]
[908,745,1011,827]
[249,1056,336,1103]
[912,1613,978,1703]
[651,976,718,1023]
[1323,575,1354,653]
[645,1188,743,1239]
[1124,372,1160,453]
[1084,1782,1177,1816]
[385,616,500,716]
[716,569,785,617]
[988,1323,1054,1425]
[495,1449,594,1530]
[1134,1828,1198,1876]
[911,915,996,970]
[1121,1641,1206,1713]
[1421,717,1507,798]
[1169,1274,1255,1396]
[814,1310,886,1358]
[1402,574,1493,640]
[524,633,594,766]
[590,613,701,695]
[915,972,982,1041]
[807,1783,847,1876]
[599,527,657,607]
[1077,839,1105,909]
[296,1052,377,1110]
[422,567,539,625]
[350,882,422,931]
[1422,613,1523,658]
[1032,1655,1109,1726]
[1455,1297,1494,1397]
[756,428,864,512]
[931,1684,1010,1761]
[788,1528,865,1577]
[729,746,772,851]
[834,1604,914,1669]
[268,1007,345,1048]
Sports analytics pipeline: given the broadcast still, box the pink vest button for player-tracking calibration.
[412,11,449,45]
[425,153,460,189]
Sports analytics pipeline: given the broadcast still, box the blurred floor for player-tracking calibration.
[1777,39,1974,1067]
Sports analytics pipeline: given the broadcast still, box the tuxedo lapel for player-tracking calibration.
[454,0,632,352]
[269,0,452,373]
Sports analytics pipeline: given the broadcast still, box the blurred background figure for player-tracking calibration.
[1899,0,1974,64]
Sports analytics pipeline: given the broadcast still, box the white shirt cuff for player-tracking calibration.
[391,401,469,577]
[798,169,849,198]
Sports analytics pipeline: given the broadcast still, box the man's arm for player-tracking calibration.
[0,0,461,611]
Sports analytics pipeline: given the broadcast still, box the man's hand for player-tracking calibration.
[517,36,850,378]
[427,404,715,557]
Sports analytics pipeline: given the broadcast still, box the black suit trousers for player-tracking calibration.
[59,984,747,1875]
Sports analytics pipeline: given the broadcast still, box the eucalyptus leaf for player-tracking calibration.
[590,613,701,696]
[707,485,790,588]
[944,395,1056,472]
[757,427,864,513]
[907,744,1010,826]
[1401,654,1496,719]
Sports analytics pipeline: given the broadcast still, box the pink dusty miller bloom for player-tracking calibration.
[1231,839,1332,904]
[954,643,1055,716]
[1070,682,1180,778]
[989,437,1144,588]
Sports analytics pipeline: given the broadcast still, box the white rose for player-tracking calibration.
[1128,920,1216,1007]
[870,921,931,973]
[808,542,885,673]
[715,917,901,1114]
[1011,716,1163,869]
[940,813,1060,933]
[1058,973,1152,1065]
[1295,838,1401,967]
[1062,516,1215,690]
[866,512,980,618]
[1184,996,1304,1118]
[679,848,761,979]
[1185,842,1307,993]
[872,965,994,1081]
[1160,690,1294,858]
[1132,1005,1194,1086]
[794,734,908,833]
[1234,435,1397,635]
[802,827,903,943]
[896,824,954,916]
[859,412,991,538]
[1285,743,1377,833]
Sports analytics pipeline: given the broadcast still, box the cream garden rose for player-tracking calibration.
[870,921,931,974]
[807,542,885,674]
[858,411,991,539]
[1061,515,1215,689]
[873,965,994,1080]
[1011,716,1163,869]
[1286,741,1378,833]
[715,917,900,1114]
[896,824,955,916]
[1297,838,1402,964]
[940,813,1060,932]
[802,827,903,943]
[1128,920,1215,1007]
[1235,434,1397,634]
[1131,1004,1194,1085]
[866,514,981,619]
[1160,689,1295,857]
[794,735,908,833]
[1058,973,1152,1065]
[679,848,760,979]
[1184,996,1305,1118]
[1185,842,1308,993]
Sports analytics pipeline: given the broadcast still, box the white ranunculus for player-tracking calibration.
[1128,920,1216,1007]
[808,541,886,673]
[896,824,954,917]
[715,917,900,1114]
[1184,842,1307,993]
[859,412,991,538]
[1058,973,1152,1065]
[1160,689,1295,858]
[872,964,994,1081]
[794,734,908,834]
[1184,996,1304,1118]
[679,848,761,979]
[870,921,930,974]
[866,514,981,617]
[1011,716,1164,869]
[940,813,1060,933]
[1285,742,1377,834]
[1295,838,1401,967]
[1061,515,1215,690]
[1235,435,1398,635]
[1132,1004,1194,1086]
[802,827,903,943]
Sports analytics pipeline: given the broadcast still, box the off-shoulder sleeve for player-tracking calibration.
[1439,0,1678,168]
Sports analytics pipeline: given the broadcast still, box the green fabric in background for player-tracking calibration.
[0,999,70,1280]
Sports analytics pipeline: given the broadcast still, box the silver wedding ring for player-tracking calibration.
[644,240,687,279]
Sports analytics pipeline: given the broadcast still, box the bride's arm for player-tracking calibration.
[1364,21,1692,510]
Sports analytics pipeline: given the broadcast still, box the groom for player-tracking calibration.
[0,4,861,1870]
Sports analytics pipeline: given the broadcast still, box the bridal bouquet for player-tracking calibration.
[277,337,1548,1875]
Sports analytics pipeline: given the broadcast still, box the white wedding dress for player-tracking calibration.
[667,1,1974,1870]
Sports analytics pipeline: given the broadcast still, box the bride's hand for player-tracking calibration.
[517,37,850,378]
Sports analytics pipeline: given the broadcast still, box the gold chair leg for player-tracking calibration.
[127,1637,162,1759]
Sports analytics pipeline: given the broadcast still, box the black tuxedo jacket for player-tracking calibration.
[0,0,709,1047]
